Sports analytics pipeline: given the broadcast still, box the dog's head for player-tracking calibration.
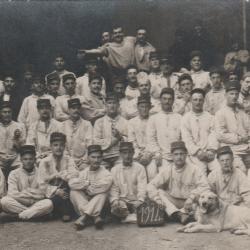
[198,191,219,214]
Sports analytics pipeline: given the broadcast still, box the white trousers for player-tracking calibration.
[70,190,107,217]
[1,196,53,219]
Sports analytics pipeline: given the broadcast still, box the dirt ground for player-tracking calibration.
[0,218,249,250]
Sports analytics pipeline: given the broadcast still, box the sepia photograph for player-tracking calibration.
[0,0,250,249]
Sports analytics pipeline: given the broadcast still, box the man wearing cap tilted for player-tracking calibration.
[1,145,53,220]
[26,99,62,161]
[45,54,76,96]
[215,80,250,173]
[54,73,84,122]
[76,56,106,99]
[46,72,60,99]
[61,98,93,170]
[81,72,106,125]
[0,102,26,179]
[238,72,250,111]
[208,146,250,207]
[146,88,182,168]
[110,142,147,221]
[128,96,157,181]
[37,132,78,222]
[181,88,219,175]
[93,93,128,169]
[18,75,55,131]
[69,145,112,230]
[147,141,210,224]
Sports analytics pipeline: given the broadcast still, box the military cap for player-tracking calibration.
[190,88,206,98]
[87,145,103,155]
[62,73,76,83]
[0,101,12,110]
[137,95,151,105]
[37,99,51,109]
[171,141,187,153]
[67,98,81,108]
[89,72,102,83]
[119,142,134,152]
[20,145,36,156]
[105,92,119,102]
[178,73,193,84]
[225,80,241,92]
[46,72,60,83]
[149,51,160,60]
[216,146,233,159]
[160,87,175,99]
[190,50,203,60]
[50,132,66,144]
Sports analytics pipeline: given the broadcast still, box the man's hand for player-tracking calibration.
[112,128,122,140]
[184,198,193,213]
[55,189,69,200]
[134,200,144,208]
[112,200,120,209]
[155,198,164,207]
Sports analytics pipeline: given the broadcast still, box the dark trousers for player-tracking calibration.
[51,195,73,217]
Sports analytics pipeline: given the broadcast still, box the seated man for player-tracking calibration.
[26,99,61,161]
[208,146,250,207]
[110,142,147,221]
[128,96,157,181]
[93,93,128,169]
[38,132,78,222]
[1,145,53,220]
[0,102,26,178]
[61,98,93,170]
[147,141,210,224]
[124,65,140,100]
[69,145,112,230]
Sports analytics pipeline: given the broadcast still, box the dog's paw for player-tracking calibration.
[177,227,185,232]
[233,229,250,236]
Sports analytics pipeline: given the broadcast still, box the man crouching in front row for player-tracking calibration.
[147,141,210,224]
[69,145,113,230]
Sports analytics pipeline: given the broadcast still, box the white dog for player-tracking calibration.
[177,191,250,235]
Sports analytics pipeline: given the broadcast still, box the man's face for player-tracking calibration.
[138,103,150,118]
[226,90,239,106]
[0,107,12,123]
[150,58,160,71]
[172,148,187,167]
[218,153,234,174]
[179,79,193,93]
[51,141,65,157]
[106,100,119,116]
[102,32,110,44]
[4,77,15,92]
[21,153,36,172]
[89,79,102,95]
[228,74,238,82]
[160,93,174,112]
[88,151,103,171]
[86,63,98,74]
[63,78,76,95]
[32,80,45,94]
[113,83,125,98]
[112,27,124,43]
[191,93,204,112]
[241,77,250,94]
[190,56,202,71]
[210,73,222,89]
[69,105,81,120]
[160,62,173,75]
[54,57,65,71]
[38,106,51,120]
[138,80,151,95]
[47,80,60,95]
[24,71,33,81]
[136,29,147,44]
[127,68,138,84]
[121,149,134,166]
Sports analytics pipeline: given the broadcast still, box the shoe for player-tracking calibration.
[171,211,190,225]
[94,216,104,230]
[74,214,87,230]
[62,215,71,222]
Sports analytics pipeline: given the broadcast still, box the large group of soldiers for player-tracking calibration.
[0,24,250,231]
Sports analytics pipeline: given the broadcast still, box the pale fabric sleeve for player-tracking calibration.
[136,165,147,202]
[58,158,79,181]
[237,169,250,205]
[81,100,105,122]
[93,118,110,151]
[26,122,36,146]
[207,116,219,150]
[18,98,28,126]
[128,119,141,158]
[54,98,69,122]
[0,168,6,198]
[181,115,200,155]
[68,169,90,190]
[207,171,217,193]
[146,116,161,154]
[147,168,170,201]
[109,168,120,203]
[214,110,239,144]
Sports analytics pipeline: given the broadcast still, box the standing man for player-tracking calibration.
[181,88,218,175]
[1,145,53,220]
[134,27,155,72]
[147,88,182,169]
[215,81,250,174]
[110,142,147,221]
[147,141,210,224]
[0,102,26,179]
[93,93,128,169]
[69,145,112,230]
[61,98,93,170]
